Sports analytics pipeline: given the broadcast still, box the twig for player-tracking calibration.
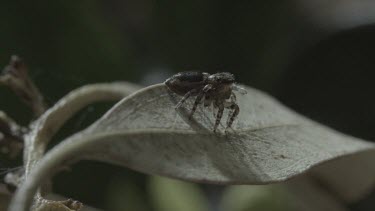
[0,55,47,117]
[0,111,25,159]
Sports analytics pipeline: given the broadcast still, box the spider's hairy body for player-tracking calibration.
[165,71,246,133]
[165,72,209,95]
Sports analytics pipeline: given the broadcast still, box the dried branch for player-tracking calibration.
[0,55,47,117]
[0,111,24,159]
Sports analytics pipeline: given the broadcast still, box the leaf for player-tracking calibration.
[9,83,375,211]
[285,177,350,211]
[309,150,375,202]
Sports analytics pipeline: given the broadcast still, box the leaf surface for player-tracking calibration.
[9,83,375,211]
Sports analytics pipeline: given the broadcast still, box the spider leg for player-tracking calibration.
[212,104,217,118]
[189,84,213,119]
[203,95,212,107]
[226,92,237,120]
[214,102,224,132]
[189,91,205,119]
[225,93,236,118]
[175,89,198,109]
[224,95,239,131]
[227,104,239,128]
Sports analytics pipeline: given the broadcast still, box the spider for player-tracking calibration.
[165,71,246,132]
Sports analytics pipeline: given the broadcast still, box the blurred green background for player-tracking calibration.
[1,0,375,210]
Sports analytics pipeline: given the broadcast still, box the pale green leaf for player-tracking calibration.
[9,83,375,211]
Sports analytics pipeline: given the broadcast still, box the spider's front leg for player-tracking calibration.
[211,101,217,118]
[224,93,239,132]
[224,93,236,121]
[189,84,212,119]
[213,100,224,133]
[175,89,199,109]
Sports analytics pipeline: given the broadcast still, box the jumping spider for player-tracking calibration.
[165,71,246,133]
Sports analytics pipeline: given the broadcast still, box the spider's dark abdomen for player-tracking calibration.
[165,71,208,95]
[177,71,205,82]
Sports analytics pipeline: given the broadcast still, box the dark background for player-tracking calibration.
[1,1,375,210]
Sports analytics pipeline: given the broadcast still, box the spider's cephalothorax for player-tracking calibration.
[165,71,246,133]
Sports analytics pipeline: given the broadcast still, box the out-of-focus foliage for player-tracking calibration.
[149,176,209,211]
[220,185,292,211]
[105,173,151,211]
[0,185,11,211]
